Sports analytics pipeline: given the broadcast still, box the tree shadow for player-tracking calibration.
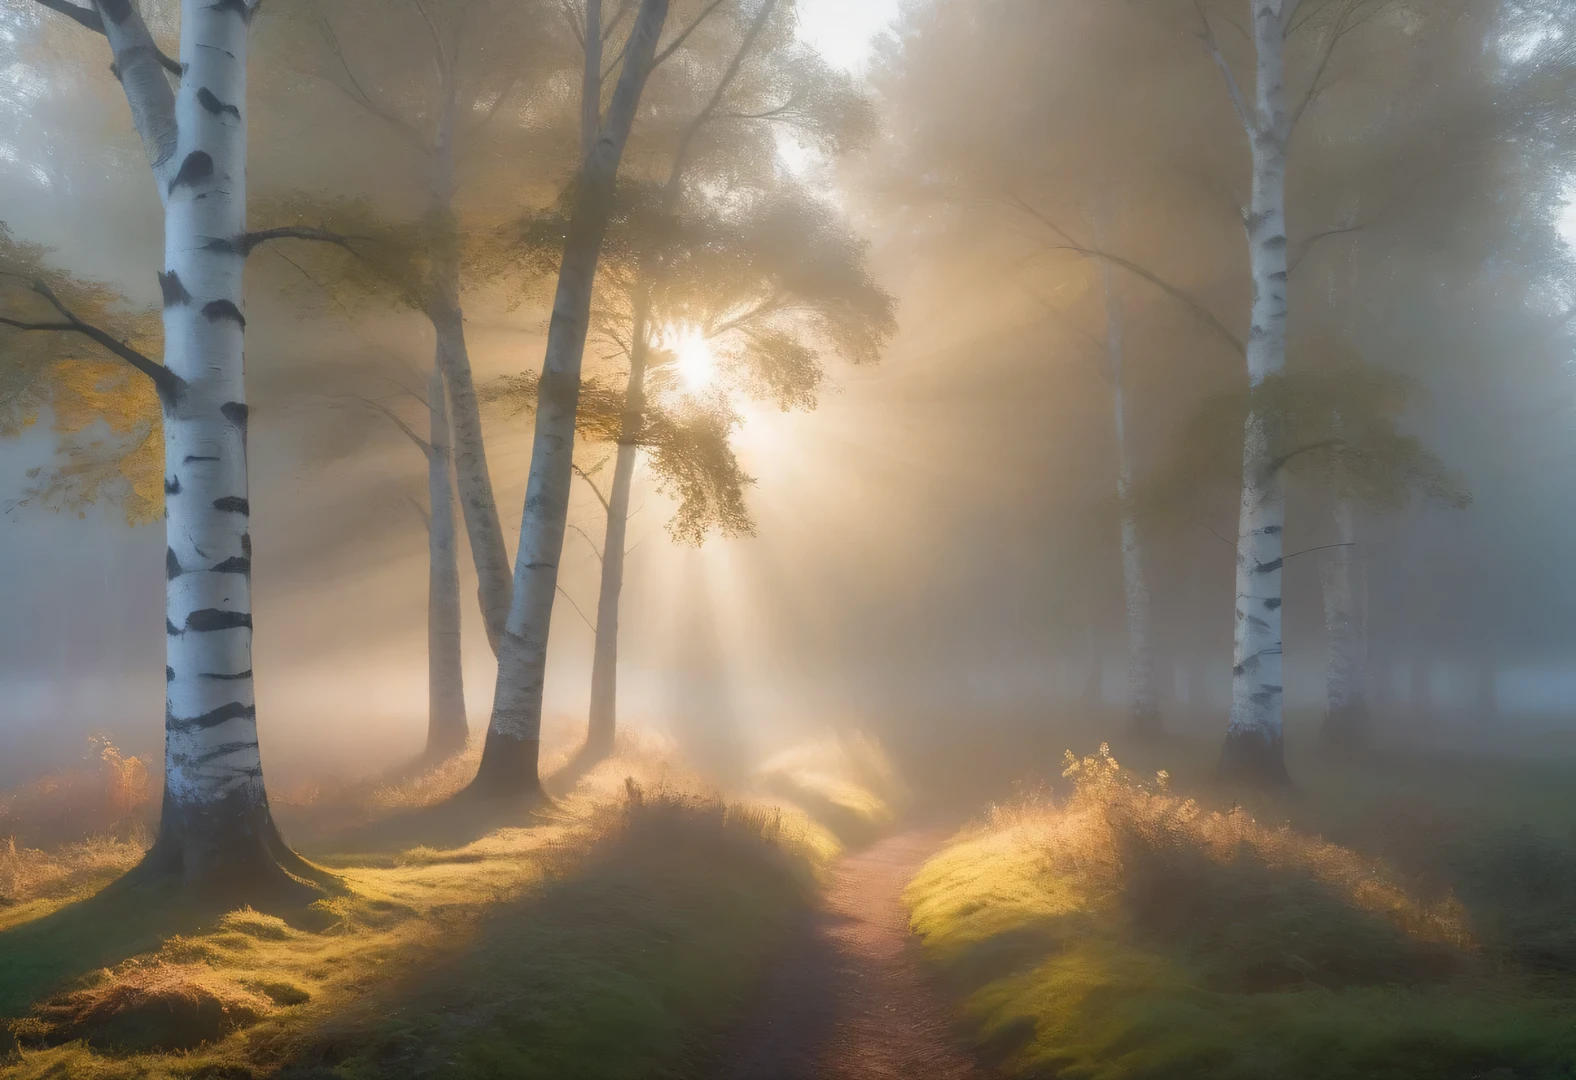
[304,787,553,859]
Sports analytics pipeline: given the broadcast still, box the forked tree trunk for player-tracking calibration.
[424,69,514,654]
[1218,0,1292,786]
[1100,248,1159,739]
[471,0,670,796]
[582,0,776,759]
[1318,494,1369,753]
[116,0,311,893]
[425,364,468,759]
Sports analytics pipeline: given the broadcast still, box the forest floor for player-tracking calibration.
[0,734,899,1080]
[703,829,994,1080]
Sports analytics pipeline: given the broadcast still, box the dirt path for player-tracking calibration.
[706,830,994,1080]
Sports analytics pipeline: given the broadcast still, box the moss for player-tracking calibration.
[907,746,1576,1080]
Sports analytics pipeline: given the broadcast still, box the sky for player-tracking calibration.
[793,0,902,71]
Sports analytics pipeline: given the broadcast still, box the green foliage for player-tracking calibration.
[1138,346,1471,526]
[0,224,163,525]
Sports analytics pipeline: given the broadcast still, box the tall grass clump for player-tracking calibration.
[906,745,1576,1080]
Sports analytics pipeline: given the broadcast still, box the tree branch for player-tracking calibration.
[572,461,611,512]
[1283,541,1355,561]
[567,520,604,561]
[315,11,434,152]
[1008,194,1244,356]
[1195,0,1255,136]
[556,584,597,633]
[0,273,181,399]
[651,0,730,68]
[237,225,357,256]
[32,0,182,74]
[1266,437,1344,476]
[346,394,437,457]
[1286,0,1358,133]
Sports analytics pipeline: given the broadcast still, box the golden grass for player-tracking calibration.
[905,746,1576,1080]
[0,741,834,1079]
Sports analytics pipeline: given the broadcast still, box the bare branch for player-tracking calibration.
[345,394,437,457]
[237,225,357,257]
[567,520,604,561]
[1266,437,1344,476]
[1287,0,1358,133]
[556,584,597,633]
[407,494,432,533]
[34,0,102,31]
[316,12,434,152]
[1007,194,1244,356]
[572,461,611,512]
[1284,541,1355,561]
[1195,0,1255,136]
[651,0,731,68]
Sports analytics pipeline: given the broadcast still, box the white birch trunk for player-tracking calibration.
[472,0,669,794]
[1099,248,1159,738]
[113,0,305,887]
[424,68,514,655]
[1319,494,1369,752]
[581,0,776,758]
[1219,0,1292,784]
[425,364,468,759]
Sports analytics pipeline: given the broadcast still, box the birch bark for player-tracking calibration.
[425,364,469,759]
[471,0,670,794]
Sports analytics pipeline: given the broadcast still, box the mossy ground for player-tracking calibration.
[905,741,1576,1080]
[0,738,845,1079]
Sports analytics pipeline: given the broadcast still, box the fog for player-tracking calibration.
[2,0,1575,791]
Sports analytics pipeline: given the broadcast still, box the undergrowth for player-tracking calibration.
[906,745,1576,1080]
[0,742,831,1079]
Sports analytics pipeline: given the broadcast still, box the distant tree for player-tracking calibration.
[6,0,341,895]
[469,0,672,798]
[493,1,893,757]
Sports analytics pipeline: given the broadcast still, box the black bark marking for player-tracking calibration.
[1261,524,1282,535]
[168,151,214,195]
[157,270,191,307]
[183,455,220,463]
[1265,597,1282,610]
[166,548,184,579]
[202,299,246,328]
[1247,614,1270,629]
[1233,663,1246,677]
[220,401,248,436]
[1262,234,1288,250]
[185,608,252,632]
[166,665,175,682]
[164,475,180,495]
[1270,270,1288,282]
[1254,558,1283,574]
[167,618,182,636]
[211,556,251,574]
[1250,324,1269,340]
[201,669,252,680]
[170,701,256,732]
[203,236,242,256]
[213,495,249,514]
[1250,690,1276,707]
[208,0,253,19]
[196,739,259,764]
[196,87,241,119]
[99,0,132,21]
[241,533,252,558]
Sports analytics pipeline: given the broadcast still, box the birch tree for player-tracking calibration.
[469,0,671,797]
[15,0,338,894]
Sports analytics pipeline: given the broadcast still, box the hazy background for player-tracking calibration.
[4,0,1575,793]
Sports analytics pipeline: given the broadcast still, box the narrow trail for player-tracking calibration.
[706,830,994,1080]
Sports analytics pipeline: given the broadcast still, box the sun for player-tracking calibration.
[664,325,718,393]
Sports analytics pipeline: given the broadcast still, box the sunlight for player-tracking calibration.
[664,325,718,394]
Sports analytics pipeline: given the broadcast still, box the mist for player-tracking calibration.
[2,0,1575,1076]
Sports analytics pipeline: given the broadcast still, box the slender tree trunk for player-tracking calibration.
[1219,0,1292,785]
[423,69,514,654]
[1100,246,1159,738]
[425,364,468,759]
[135,0,309,893]
[471,0,670,796]
[585,292,649,757]
[581,0,777,758]
[1318,494,1369,753]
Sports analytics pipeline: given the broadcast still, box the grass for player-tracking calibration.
[906,744,1576,1080]
[0,737,837,1079]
